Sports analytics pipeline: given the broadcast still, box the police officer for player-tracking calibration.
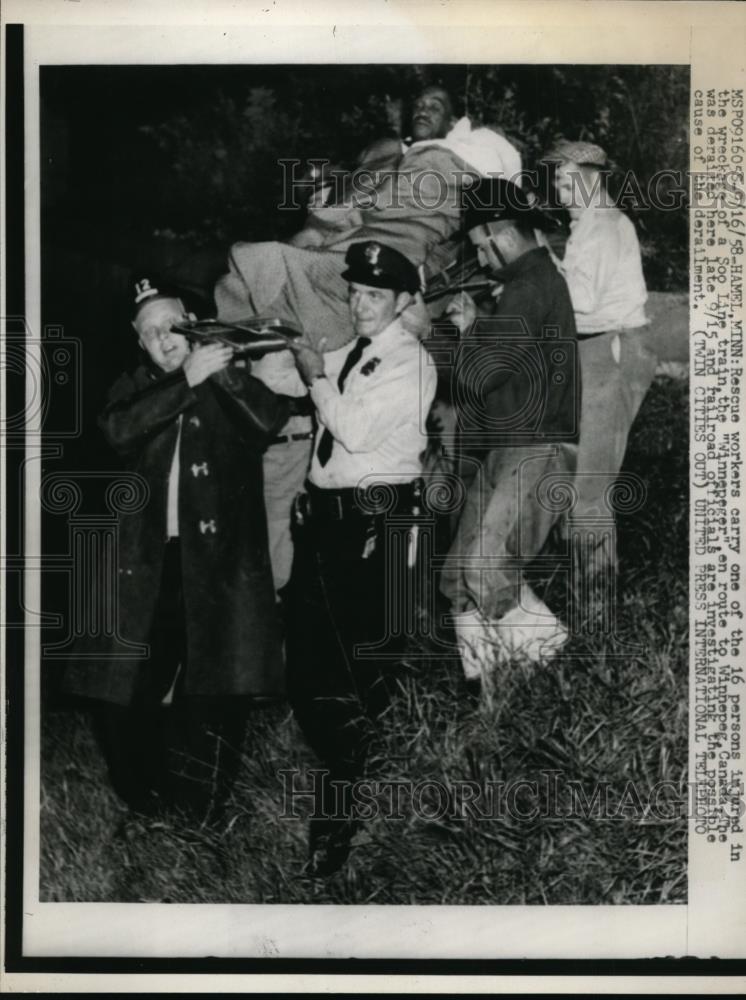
[285,241,437,876]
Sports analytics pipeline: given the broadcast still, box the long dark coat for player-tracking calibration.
[64,360,290,706]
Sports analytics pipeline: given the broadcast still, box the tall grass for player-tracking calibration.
[40,376,688,904]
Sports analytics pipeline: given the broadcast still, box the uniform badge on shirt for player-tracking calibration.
[360,357,381,377]
[362,520,378,559]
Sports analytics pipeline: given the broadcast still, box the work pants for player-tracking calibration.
[285,486,419,839]
[440,443,576,620]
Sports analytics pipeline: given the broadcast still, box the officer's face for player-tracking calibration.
[348,282,407,338]
[134,298,191,373]
[411,88,453,141]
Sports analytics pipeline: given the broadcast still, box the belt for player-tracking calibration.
[269,431,315,446]
[576,329,634,341]
[577,330,611,341]
[303,479,423,521]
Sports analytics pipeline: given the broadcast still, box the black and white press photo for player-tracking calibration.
[3,0,746,979]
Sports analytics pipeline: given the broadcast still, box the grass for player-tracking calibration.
[39,375,689,905]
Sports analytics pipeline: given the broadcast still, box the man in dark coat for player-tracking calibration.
[64,277,291,822]
[439,178,580,690]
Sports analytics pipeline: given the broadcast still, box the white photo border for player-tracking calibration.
[3,0,746,987]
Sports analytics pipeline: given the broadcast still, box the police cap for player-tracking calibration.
[341,241,421,294]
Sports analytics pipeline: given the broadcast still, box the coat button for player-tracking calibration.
[189,416,201,428]
[199,518,217,534]
[191,461,209,477]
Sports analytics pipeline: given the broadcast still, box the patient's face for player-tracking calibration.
[411,87,453,141]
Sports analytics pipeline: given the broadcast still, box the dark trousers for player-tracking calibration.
[92,541,246,823]
[285,500,413,839]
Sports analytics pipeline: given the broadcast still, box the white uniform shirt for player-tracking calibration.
[308,318,437,489]
[559,205,648,334]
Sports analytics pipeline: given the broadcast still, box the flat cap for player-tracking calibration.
[541,140,608,167]
[341,241,421,294]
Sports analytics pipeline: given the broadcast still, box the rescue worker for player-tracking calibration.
[64,277,291,825]
[542,140,657,617]
[440,178,580,687]
[285,241,437,875]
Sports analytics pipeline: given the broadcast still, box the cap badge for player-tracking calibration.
[134,278,159,305]
[365,243,382,267]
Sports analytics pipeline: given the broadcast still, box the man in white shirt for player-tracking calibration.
[285,240,437,876]
[543,140,658,614]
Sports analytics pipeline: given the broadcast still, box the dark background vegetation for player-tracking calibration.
[43,64,689,280]
[39,63,690,905]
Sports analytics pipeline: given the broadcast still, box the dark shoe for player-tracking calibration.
[464,676,483,700]
[304,821,355,877]
[305,834,352,877]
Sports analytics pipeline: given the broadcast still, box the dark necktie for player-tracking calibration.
[316,337,371,467]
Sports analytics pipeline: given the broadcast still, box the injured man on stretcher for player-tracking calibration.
[214,85,523,349]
